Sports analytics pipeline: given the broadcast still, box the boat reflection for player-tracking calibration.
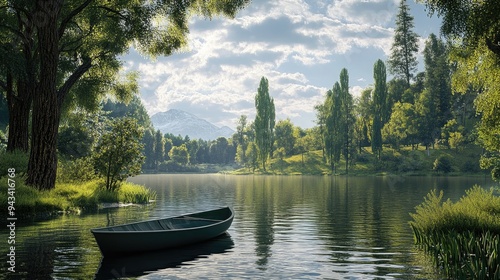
[94,233,234,279]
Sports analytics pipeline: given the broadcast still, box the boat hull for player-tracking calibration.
[91,207,233,256]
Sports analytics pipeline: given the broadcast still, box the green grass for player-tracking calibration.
[409,186,500,279]
[0,177,156,216]
[231,144,487,176]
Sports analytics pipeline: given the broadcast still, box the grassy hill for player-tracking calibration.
[232,144,488,176]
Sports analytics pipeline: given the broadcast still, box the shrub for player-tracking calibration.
[461,160,481,173]
[57,157,97,183]
[0,150,29,176]
[433,155,453,173]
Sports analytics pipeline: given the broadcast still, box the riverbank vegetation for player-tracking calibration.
[410,186,500,279]
[0,175,155,217]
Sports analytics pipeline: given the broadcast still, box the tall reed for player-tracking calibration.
[409,186,500,279]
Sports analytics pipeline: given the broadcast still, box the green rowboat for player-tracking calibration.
[91,207,234,256]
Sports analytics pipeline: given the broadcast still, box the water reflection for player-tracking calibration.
[95,233,234,279]
[0,175,495,279]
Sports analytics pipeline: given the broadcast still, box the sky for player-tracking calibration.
[120,0,443,130]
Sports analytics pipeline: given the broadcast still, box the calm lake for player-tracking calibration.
[1,175,497,279]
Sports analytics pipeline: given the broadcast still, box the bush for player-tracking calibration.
[433,155,453,173]
[57,157,97,183]
[158,160,199,173]
[0,150,29,176]
[461,160,481,173]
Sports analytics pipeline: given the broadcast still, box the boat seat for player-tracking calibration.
[158,219,176,230]
[130,221,165,231]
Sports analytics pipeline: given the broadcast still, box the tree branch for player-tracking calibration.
[58,0,93,39]
[485,34,500,58]
[57,56,92,107]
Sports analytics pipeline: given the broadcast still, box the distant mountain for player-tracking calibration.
[150,109,234,140]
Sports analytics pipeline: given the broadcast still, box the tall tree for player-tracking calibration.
[423,33,451,130]
[234,115,248,163]
[339,68,355,173]
[415,33,451,152]
[254,77,275,171]
[0,0,250,190]
[322,83,343,172]
[372,59,387,159]
[154,130,164,170]
[388,0,419,86]
[142,129,155,169]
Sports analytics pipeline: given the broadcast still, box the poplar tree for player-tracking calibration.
[154,130,165,170]
[372,60,387,159]
[388,0,419,86]
[339,68,354,173]
[254,77,275,171]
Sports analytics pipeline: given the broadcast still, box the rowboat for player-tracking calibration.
[95,233,234,279]
[91,207,234,256]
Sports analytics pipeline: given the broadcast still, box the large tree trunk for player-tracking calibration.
[26,0,61,190]
[6,77,32,152]
[6,7,37,153]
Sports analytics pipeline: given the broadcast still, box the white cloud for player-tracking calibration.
[120,0,441,129]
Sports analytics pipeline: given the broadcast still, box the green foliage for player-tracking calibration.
[245,142,259,172]
[410,186,500,279]
[0,150,29,176]
[274,119,295,156]
[0,178,156,215]
[388,0,420,85]
[169,144,190,166]
[421,0,500,58]
[94,118,145,191]
[57,157,97,183]
[382,102,417,150]
[372,59,387,159]
[254,77,275,171]
[433,155,453,173]
[450,41,500,181]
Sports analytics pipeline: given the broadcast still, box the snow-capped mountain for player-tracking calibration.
[151,109,234,140]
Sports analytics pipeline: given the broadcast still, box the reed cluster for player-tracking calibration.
[409,186,500,279]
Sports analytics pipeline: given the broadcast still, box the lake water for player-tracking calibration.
[1,175,496,279]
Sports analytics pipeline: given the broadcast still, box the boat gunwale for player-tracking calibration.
[91,206,233,234]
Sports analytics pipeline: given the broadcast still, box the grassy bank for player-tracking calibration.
[232,144,487,176]
[409,186,500,279]
[0,177,156,217]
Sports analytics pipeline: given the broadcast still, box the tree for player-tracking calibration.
[416,34,451,153]
[420,1,500,180]
[0,0,250,190]
[339,68,355,173]
[274,119,295,157]
[142,129,155,169]
[388,0,419,86]
[355,87,373,148]
[254,77,275,171]
[420,0,500,58]
[245,142,259,172]
[423,33,451,130]
[169,144,189,166]
[94,118,144,191]
[234,115,248,163]
[322,83,343,172]
[372,59,387,159]
[154,130,164,169]
[382,102,417,150]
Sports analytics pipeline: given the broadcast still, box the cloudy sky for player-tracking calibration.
[121,0,442,130]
